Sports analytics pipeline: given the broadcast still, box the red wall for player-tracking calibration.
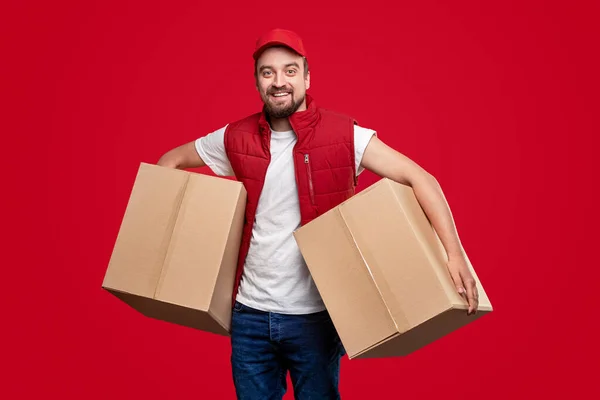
[2,0,598,398]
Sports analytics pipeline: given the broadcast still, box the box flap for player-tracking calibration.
[102,163,189,298]
[293,207,399,358]
[387,180,493,312]
[208,185,247,332]
[339,179,453,331]
[155,173,245,312]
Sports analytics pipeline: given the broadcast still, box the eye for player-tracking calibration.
[287,69,297,75]
[262,70,272,77]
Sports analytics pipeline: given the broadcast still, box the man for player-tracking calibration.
[157,28,478,400]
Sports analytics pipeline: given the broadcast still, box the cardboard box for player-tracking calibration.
[102,162,246,336]
[293,178,492,359]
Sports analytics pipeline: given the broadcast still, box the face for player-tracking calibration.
[255,46,310,119]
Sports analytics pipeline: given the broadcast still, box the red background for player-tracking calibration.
[2,0,599,398]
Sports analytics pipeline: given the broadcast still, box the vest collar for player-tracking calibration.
[258,94,319,141]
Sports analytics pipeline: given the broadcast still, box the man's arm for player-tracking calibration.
[360,136,479,315]
[157,141,206,169]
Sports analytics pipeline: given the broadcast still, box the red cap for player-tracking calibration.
[253,28,306,60]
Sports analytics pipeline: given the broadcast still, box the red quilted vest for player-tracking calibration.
[224,95,358,305]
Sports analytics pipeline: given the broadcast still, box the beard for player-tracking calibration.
[262,88,305,119]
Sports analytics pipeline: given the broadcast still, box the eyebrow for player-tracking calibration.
[258,62,301,73]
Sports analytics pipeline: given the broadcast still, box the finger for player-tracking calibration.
[463,277,478,315]
[449,268,466,298]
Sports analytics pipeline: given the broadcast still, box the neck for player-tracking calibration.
[269,117,292,132]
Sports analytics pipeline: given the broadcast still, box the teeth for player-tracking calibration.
[273,93,289,97]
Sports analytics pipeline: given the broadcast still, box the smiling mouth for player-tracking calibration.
[270,92,291,99]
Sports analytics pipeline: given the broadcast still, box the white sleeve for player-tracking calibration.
[354,124,377,176]
[194,124,235,177]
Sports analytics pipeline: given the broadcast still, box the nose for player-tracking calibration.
[274,72,286,88]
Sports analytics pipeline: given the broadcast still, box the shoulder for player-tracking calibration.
[354,124,377,137]
[223,112,265,153]
[353,123,377,151]
[316,106,377,140]
[226,112,262,133]
[317,106,357,125]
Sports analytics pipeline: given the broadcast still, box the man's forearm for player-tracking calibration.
[410,173,465,260]
[359,136,466,259]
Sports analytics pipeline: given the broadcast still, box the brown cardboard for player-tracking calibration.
[293,178,493,359]
[102,162,246,336]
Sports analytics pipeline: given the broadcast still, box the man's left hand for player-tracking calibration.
[446,255,479,315]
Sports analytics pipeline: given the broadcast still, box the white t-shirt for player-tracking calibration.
[195,123,376,314]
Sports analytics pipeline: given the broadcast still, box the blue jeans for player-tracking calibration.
[230,300,346,400]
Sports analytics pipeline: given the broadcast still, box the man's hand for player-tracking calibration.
[447,255,479,315]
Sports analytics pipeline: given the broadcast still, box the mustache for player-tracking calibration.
[267,86,293,95]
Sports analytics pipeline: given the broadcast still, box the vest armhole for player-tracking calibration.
[352,118,358,187]
[223,123,232,160]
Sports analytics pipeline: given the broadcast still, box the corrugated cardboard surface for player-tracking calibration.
[102,163,246,336]
[103,163,189,300]
[387,181,492,312]
[295,207,400,357]
[294,178,492,359]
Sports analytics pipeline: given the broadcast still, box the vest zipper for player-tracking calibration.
[304,154,316,206]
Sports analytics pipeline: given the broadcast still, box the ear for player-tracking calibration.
[305,71,311,90]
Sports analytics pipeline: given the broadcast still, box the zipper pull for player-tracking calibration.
[304,154,309,163]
